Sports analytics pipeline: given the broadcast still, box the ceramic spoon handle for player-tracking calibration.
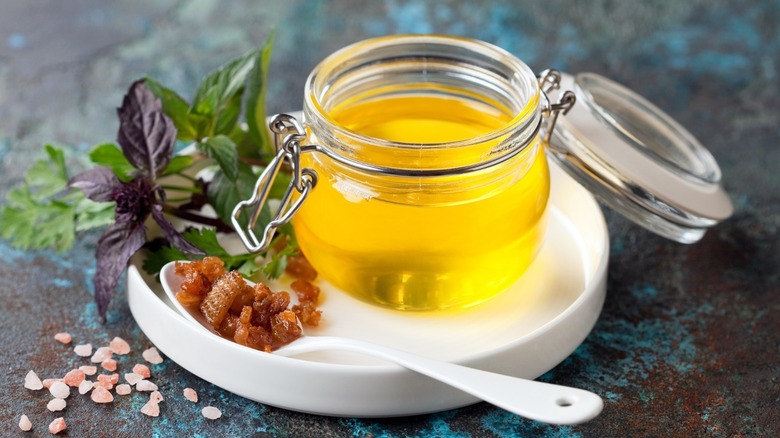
[283,336,604,425]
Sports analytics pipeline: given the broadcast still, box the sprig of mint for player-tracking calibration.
[0,35,295,321]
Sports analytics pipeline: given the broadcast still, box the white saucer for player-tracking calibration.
[127,162,609,417]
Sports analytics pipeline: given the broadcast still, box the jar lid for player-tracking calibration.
[545,73,733,243]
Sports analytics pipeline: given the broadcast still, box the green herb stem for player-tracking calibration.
[161,184,202,194]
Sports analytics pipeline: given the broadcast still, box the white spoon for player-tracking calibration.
[160,261,603,425]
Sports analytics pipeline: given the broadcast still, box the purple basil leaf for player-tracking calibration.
[151,204,205,256]
[68,167,121,202]
[117,80,177,179]
[93,220,147,320]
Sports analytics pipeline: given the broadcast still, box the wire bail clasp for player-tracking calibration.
[539,69,576,145]
[231,114,318,253]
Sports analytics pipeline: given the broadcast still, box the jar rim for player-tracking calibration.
[302,35,541,170]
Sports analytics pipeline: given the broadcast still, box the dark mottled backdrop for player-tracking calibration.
[1,0,778,436]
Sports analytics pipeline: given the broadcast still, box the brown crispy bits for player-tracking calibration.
[285,254,318,282]
[271,310,302,348]
[251,290,290,328]
[291,280,322,326]
[200,271,250,327]
[178,258,323,352]
[175,257,227,306]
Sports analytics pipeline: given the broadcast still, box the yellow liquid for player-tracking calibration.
[294,95,549,310]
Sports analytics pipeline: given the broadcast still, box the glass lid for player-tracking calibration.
[545,72,733,244]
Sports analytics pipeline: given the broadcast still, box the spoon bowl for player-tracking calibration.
[160,261,603,425]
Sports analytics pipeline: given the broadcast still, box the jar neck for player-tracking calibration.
[302,35,541,176]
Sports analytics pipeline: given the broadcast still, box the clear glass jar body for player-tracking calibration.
[296,35,548,310]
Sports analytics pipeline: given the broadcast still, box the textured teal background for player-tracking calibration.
[1,0,778,436]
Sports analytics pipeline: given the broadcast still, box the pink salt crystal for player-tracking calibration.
[115,384,131,395]
[202,406,222,420]
[24,370,43,390]
[136,380,158,392]
[47,398,67,412]
[63,369,85,387]
[124,373,143,386]
[150,390,164,403]
[140,400,160,417]
[142,347,163,364]
[79,365,97,376]
[97,374,119,384]
[183,387,198,403]
[78,380,93,395]
[101,359,117,372]
[49,381,70,399]
[74,343,92,357]
[48,417,66,435]
[91,386,114,403]
[19,414,32,431]
[132,364,151,379]
[90,346,113,363]
[109,337,131,355]
[94,374,115,390]
[93,381,113,391]
[54,332,71,344]
[42,378,63,389]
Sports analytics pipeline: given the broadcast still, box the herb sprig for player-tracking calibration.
[0,35,298,321]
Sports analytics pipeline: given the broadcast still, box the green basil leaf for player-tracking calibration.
[162,155,194,176]
[199,135,239,181]
[144,77,197,142]
[244,33,275,159]
[88,143,135,182]
[207,162,262,230]
[191,51,255,137]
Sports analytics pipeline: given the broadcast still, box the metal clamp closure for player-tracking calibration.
[231,114,318,253]
[539,69,576,145]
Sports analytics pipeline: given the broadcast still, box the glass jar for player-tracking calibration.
[234,35,573,311]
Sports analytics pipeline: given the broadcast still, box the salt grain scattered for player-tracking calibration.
[94,374,116,390]
[140,400,160,417]
[42,378,63,389]
[47,398,66,412]
[202,406,222,420]
[109,337,131,355]
[63,369,85,387]
[19,414,32,431]
[79,365,97,376]
[74,343,92,357]
[124,373,143,386]
[142,347,163,364]
[54,332,72,344]
[78,380,93,395]
[97,373,119,384]
[115,384,131,395]
[150,390,164,403]
[183,387,198,403]
[91,346,113,363]
[90,386,114,403]
[101,358,117,371]
[48,417,66,435]
[24,370,43,390]
[132,364,151,379]
[136,380,158,392]
[49,381,70,399]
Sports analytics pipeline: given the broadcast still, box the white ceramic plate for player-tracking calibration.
[127,162,609,417]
